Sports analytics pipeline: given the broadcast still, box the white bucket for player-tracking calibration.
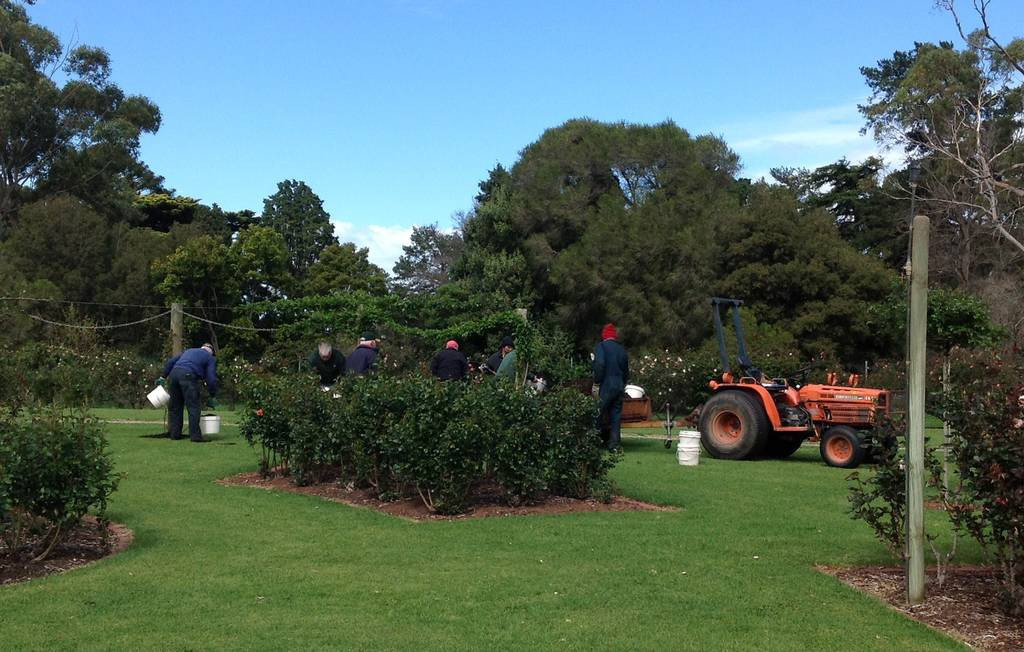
[199,414,221,436]
[147,385,170,408]
[624,384,645,399]
[677,430,701,466]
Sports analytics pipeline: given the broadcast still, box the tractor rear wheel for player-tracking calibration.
[699,390,769,459]
[820,426,866,468]
[765,435,805,459]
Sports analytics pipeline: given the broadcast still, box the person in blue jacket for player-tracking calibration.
[159,343,219,442]
[347,331,380,375]
[593,323,629,452]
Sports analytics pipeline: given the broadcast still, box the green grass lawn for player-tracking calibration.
[90,406,242,426]
[0,415,976,650]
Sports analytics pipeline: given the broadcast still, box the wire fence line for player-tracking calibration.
[24,310,172,330]
[3,297,283,333]
[0,296,235,311]
[181,311,278,332]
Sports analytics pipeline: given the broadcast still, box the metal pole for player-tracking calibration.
[171,303,184,356]
[906,214,929,605]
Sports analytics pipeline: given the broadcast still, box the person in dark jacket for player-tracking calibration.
[430,340,468,381]
[309,341,346,386]
[593,323,629,452]
[482,336,514,375]
[160,343,219,442]
[494,336,518,382]
[347,331,379,375]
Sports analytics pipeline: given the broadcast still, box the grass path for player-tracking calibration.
[0,416,971,650]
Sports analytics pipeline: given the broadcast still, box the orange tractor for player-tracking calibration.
[698,298,891,468]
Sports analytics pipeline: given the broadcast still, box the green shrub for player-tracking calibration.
[0,343,253,408]
[239,374,612,514]
[542,388,614,500]
[632,350,717,414]
[939,348,1024,616]
[0,408,120,561]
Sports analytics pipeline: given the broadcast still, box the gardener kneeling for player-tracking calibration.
[158,343,219,443]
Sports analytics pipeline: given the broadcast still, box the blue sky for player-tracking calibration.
[27,0,1023,270]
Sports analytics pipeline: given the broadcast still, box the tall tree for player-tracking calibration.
[260,180,336,277]
[391,224,464,294]
[0,1,162,234]
[231,226,293,303]
[714,185,895,362]
[302,242,388,296]
[860,19,1024,267]
[131,193,200,232]
[458,119,740,347]
[2,196,113,303]
[771,157,908,267]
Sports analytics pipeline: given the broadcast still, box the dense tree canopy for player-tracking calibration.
[260,180,336,278]
[0,1,162,234]
[391,224,464,295]
[772,157,909,268]
[2,196,113,303]
[458,119,741,348]
[714,186,894,361]
[302,242,388,297]
[2,0,1020,369]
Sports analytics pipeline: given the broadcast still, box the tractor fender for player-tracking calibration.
[710,383,783,429]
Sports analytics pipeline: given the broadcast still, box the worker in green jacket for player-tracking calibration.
[494,336,517,381]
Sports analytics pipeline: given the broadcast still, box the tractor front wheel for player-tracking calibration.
[699,390,769,459]
[820,426,866,468]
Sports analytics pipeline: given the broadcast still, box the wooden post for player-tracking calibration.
[906,214,929,605]
[171,303,184,356]
[942,358,951,491]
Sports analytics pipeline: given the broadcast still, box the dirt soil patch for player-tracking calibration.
[219,470,677,521]
[820,565,1024,650]
[1,516,133,586]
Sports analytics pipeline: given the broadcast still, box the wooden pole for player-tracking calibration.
[171,303,184,356]
[906,214,929,605]
[942,358,951,491]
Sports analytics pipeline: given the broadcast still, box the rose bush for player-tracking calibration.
[0,343,253,408]
[0,407,120,561]
[239,374,613,515]
[939,348,1024,616]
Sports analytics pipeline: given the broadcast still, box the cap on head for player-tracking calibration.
[201,343,215,355]
[500,336,514,349]
[602,323,618,340]
[360,330,376,342]
[446,340,459,350]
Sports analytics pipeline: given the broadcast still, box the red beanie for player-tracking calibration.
[602,323,617,340]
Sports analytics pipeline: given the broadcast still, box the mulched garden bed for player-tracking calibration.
[820,565,1024,650]
[219,470,677,521]
[1,516,134,586]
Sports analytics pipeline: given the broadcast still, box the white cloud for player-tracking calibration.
[733,126,864,150]
[714,102,890,179]
[333,220,414,273]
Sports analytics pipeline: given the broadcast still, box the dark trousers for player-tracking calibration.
[600,392,624,451]
[168,368,202,441]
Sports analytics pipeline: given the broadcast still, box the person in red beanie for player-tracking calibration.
[593,322,629,452]
[430,339,469,381]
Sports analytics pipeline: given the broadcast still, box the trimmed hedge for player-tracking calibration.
[240,375,614,514]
